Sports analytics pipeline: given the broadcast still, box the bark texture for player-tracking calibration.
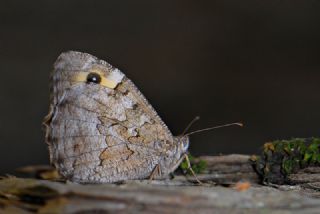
[1,155,320,214]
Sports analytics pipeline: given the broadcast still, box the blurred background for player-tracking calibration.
[1,0,320,174]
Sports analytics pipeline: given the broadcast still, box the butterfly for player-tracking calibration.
[43,51,194,183]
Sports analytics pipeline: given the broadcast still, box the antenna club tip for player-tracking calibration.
[236,122,244,127]
[195,116,200,120]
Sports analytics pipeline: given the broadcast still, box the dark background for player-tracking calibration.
[1,1,320,174]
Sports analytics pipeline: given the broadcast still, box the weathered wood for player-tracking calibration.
[198,155,320,189]
[2,154,320,213]
[1,177,320,214]
[192,155,259,184]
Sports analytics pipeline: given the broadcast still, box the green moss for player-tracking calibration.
[305,138,320,164]
[179,154,207,175]
[251,138,320,184]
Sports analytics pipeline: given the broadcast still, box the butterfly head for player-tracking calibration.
[160,135,190,175]
[177,135,190,155]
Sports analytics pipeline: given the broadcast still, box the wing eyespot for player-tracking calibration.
[86,72,102,84]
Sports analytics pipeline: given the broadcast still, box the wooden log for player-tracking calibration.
[1,177,320,214]
[191,155,260,184]
[2,154,320,213]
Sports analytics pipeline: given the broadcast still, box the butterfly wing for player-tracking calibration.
[45,51,179,183]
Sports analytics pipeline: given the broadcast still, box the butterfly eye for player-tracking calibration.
[86,72,101,84]
[181,137,189,152]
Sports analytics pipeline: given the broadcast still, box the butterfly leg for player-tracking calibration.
[149,164,161,181]
[183,154,203,185]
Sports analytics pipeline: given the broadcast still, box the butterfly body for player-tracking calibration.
[44,51,189,183]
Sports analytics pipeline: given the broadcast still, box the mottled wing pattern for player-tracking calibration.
[44,51,180,183]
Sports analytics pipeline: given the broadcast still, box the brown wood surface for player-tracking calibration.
[1,154,320,214]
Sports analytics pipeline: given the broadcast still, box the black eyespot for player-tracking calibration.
[86,72,101,84]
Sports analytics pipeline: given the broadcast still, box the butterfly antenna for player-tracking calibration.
[184,122,243,137]
[181,116,201,136]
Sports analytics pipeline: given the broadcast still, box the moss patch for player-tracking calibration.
[251,138,320,184]
[179,154,207,175]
